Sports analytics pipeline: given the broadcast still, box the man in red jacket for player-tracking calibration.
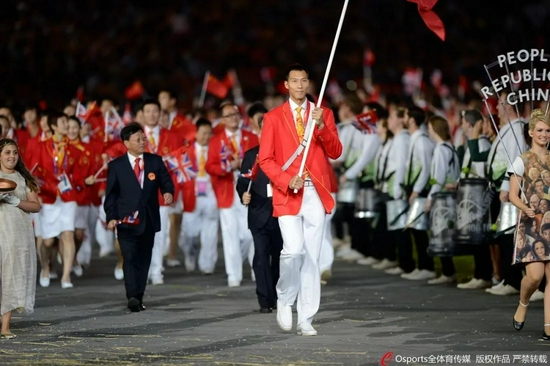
[206,101,259,287]
[259,64,342,336]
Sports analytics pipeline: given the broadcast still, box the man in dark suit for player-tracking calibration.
[237,115,283,313]
[105,123,174,312]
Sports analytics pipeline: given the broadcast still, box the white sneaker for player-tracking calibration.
[228,279,241,287]
[184,258,196,272]
[485,280,504,293]
[336,244,352,258]
[61,281,74,289]
[400,268,420,279]
[39,276,50,288]
[150,277,164,285]
[357,257,380,266]
[342,249,365,261]
[49,272,58,279]
[277,300,292,331]
[114,267,124,280]
[457,278,492,290]
[402,269,436,281]
[166,259,181,267]
[385,267,405,275]
[486,284,519,296]
[372,259,398,270]
[72,265,83,277]
[530,289,545,302]
[297,322,317,336]
[427,274,456,285]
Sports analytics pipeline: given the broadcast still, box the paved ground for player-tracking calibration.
[2,252,550,366]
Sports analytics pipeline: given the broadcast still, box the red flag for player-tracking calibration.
[125,81,145,100]
[407,0,446,41]
[240,155,259,180]
[206,74,229,99]
[352,111,378,134]
[223,70,236,89]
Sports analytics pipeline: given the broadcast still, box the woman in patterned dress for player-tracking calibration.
[0,139,41,339]
[508,109,550,340]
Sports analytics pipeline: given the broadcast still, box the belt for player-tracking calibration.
[304,179,314,187]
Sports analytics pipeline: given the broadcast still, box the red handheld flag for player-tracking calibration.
[407,0,446,41]
[125,81,145,100]
[206,74,229,99]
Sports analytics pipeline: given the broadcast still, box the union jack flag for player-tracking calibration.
[239,154,259,180]
[76,102,87,124]
[118,211,140,225]
[352,110,378,134]
[220,141,232,172]
[104,107,125,141]
[165,148,197,184]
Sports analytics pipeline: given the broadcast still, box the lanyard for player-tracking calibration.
[47,140,69,176]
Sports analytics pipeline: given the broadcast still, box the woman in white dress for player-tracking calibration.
[0,138,41,339]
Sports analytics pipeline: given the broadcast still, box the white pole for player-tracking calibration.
[294,0,350,193]
[198,71,210,109]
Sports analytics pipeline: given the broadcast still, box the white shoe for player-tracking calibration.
[49,272,58,279]
[184,258,196,273]
[297,322,317,336]
[114,267,124,280]
[485,280,504,292]
[530,289,545,302]
[400,268,419,279]
[99,249,112,258]
[61,281,73,289]
[357,257,380,266]
[228,279,241,287]
[402,269,436,281]
[457,278,492,290]
[39,276,50,288]
[166,259,181,267]
[277,300,292,331]
[150,277,164,285]
[486,284,520,295]
[342,249,365,261]
[385,267,405,275]
[336,244,352,258]
[427,274,456,285]
[72,265,83,277]
[332,237,345,249]
[372,259,398,270]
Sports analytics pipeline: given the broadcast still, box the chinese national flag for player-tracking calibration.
[206,74,229,99]
[125,81,145,100]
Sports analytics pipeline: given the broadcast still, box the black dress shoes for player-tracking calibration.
[259,307,272,314]
[541,332,550,341]
[128,297,140,312]
[513,317,525,331]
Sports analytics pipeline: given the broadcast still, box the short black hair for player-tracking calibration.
[47,111,67,131]
[159,89,178,101]
[407,106,426,127]
[365,102,388,120]
[285,63,309,80]
[121,122,143,141]
[142,98,161,110]
[195,118,212,131]
[247,102,267,118]
[462,109,483,127]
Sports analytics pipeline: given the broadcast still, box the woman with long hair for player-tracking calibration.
[0,138,41,339]
[509,109,550,340]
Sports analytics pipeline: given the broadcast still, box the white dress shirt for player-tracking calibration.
[127,152,144,188]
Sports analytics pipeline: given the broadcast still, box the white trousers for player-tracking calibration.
[319,193,336,273]
[149,206,170,280]
[277,185,326,326]
[76,205,96,266]
[96,197,114,255]
[219,191,253,282]
[181,192,219,273]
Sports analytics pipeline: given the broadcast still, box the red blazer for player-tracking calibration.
[30,137,87,204]
[170,113,195,143]
[182,143,198,213]
[206,129,259,208]
[259,101,342,216]
[145,127,181,206]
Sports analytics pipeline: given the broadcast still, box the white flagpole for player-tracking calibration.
[294,0,350,193]
[198,71,210,109]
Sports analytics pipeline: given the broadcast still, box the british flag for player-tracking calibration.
[220,141,232,171]
[76,102,87,124]
[352,111,378,134]
[104,110,124,141]
[118,211,140,225]
[239,154,259,180]
[166,149,197,184]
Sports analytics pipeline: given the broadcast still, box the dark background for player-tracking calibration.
[0,0,547,110]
